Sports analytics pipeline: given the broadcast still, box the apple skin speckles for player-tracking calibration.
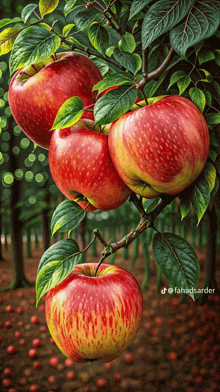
[8,52,102,150]
[49,122,131,211]
[108,95,210,198]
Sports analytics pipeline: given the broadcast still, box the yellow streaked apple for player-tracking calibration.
[45,263,143,363]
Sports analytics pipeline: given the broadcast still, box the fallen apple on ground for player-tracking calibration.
[8,52,102,149]
[108,95,210,198]
[48,119,131,211]
[45,263,143,363]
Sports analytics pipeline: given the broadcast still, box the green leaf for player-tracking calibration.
[36,238,81,306]
[152,232,200,300]
[51,96,84,130]
[179,197,191,220]
[198,49,215,65]
[167,70,186,90]
[143,197,161,213]
[170,2,220,57]
[94,85,138,125]
[92,74,133,94]
[0,18,23,29]
[203,162,216,193]
[91,58,109,76]
[73,8,101,31]
[177,76,191,95]
[62,23,75,36]
[205,112,220,126]
[143,73,166,98]
[9,26,61,75]
[113,47,138,74]
[189,88,206,112]
[51,199,86,236]
[142,0,194,49]
[21,4,38,22]
[129,0,153,20]
[88,23,109,55]
[118,32,136,53]
[133,53,142,74]
[192,176,210,224]
[64,0,77,17]
[0,28,20,56]
[39,0,59,18]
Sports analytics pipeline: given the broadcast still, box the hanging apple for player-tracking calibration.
[8,52,102,149]
[108,95,210,198]
[45,263,143,363]
[48,119,131,211]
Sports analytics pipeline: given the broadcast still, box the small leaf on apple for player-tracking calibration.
[9,26,60,75]
[152,232,200,300]
[36,239,81,306]
[51,96,84,130]
[51,199,86,237]
[94,85,138,125]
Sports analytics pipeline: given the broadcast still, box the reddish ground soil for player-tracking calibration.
[0,241,220,392]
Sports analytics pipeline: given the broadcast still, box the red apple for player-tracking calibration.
[8,52,102,149]
[49,119,131,211]
[108,95,209,198]
[45,263,143,363]
[30,315,39,324]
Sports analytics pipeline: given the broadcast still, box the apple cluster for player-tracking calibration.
[9,51,210,213]
[8,52,131,211]
[8,51,211,364]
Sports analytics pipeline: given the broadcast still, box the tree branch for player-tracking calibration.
[94,193,176,270]
[138,47,174,90]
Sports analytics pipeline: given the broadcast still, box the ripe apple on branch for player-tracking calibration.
[45,263,143,363]
[8,52,102,149]
[1,0,220,365]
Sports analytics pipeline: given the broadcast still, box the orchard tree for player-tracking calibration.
[1,0,220,360]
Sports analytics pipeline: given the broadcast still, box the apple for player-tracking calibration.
[8,52,102,149]
[45,263,143,363]
[48,119,131,211]
[108,95,210,198]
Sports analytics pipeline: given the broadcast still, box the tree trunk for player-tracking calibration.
[40,180,51,253]
[25,228,32,258]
